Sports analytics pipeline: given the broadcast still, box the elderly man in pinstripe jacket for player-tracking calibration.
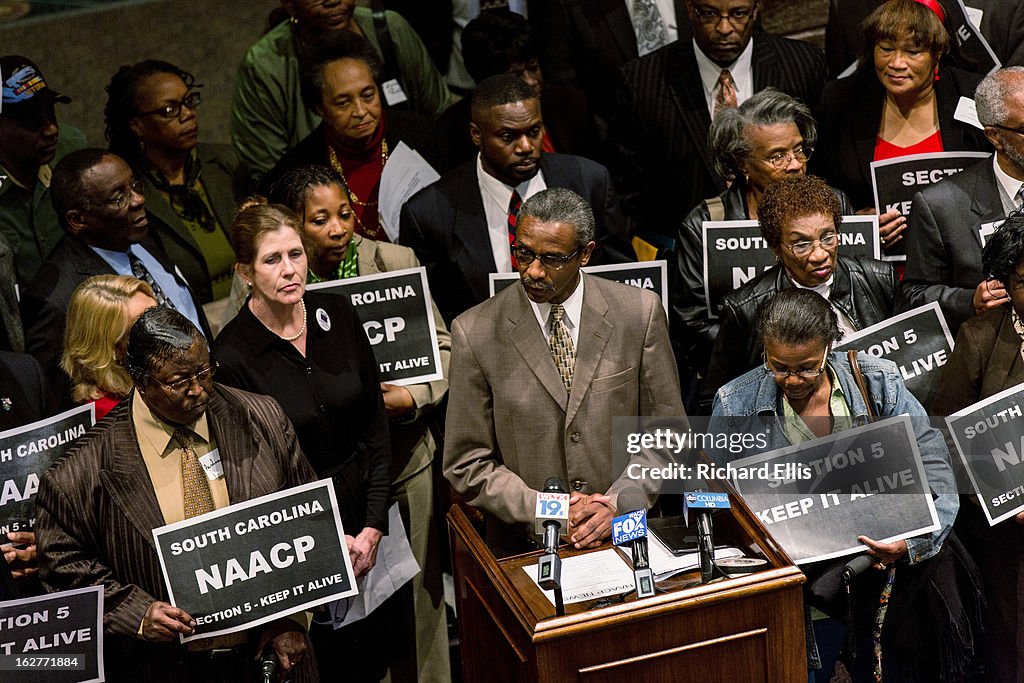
[35,307,318,683]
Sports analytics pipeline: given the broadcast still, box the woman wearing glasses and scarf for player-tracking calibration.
[701,174,896,407]
[105,60,246,306]
[673,88,855,402]
[710,287,969,682]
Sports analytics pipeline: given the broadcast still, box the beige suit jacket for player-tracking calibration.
[443,274,684,530]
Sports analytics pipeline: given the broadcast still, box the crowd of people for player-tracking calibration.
[2,0,1024,681]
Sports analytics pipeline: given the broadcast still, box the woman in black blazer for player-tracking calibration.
[816,0,990,256]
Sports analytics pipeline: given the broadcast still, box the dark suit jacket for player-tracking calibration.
[20,235,211,412]
[35,385,316,682]
[262,110,449,195]
[142,143,244,304]
[816,66,991,210]
[0,351,46,433]
[539,0,690,118]
[897,155,1001,335]
[825,0,1024,77]
[931,305,1024,415]
[399,153,635,323]
[612,30,827,235]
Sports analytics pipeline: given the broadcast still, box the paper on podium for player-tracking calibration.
[523,549,636,606]
[325,503,420,628]
[379,141,440,242]
[643,532,743,581]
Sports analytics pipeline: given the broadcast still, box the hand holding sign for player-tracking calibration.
[380,383,416,419]
[876,208,907,250]
[2,531,36,579]
[857,535,908,570]
[141,601,195,642]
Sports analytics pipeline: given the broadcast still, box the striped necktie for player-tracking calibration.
[548,304,576,391]
[508,190,522,269]
[129,252,176,310]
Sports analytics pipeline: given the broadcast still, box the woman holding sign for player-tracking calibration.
[711,288,969,683]
[817,0,990,253]
[673,88,855,397]
[933,216,1024,683]
[269,164,452,682]
[213,199,393,681]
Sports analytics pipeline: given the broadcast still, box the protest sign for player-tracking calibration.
[153,480,356,642]
[947,383,1024,525]
[870,152,990,260]
[0,585,103,683]
[950,0,1001,74]
[308,266,443,385]
[701,217,879,316]
[836,303,954,409]
[729,416,940,564]
[0,404,94,534]
[489,260,669,314]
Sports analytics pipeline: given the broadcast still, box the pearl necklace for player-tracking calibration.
[257,298,306,342]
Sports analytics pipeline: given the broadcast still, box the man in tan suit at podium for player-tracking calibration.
[444,188,684,553]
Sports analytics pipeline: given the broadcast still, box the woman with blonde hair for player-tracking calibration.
[60,275,156,420]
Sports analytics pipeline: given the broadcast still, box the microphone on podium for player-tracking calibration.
[612,509,656,599]
[536,478,570,593]
[684,490,731,583]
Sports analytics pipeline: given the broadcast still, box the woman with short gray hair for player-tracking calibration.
[672,89,854,404]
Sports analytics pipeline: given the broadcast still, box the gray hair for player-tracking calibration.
[975,66,1024,126]
[709,88,817,178]
[517,188,595,246]
[125,307,204,385]
[755,289,843,348]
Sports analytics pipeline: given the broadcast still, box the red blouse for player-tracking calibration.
[873,129,944,160]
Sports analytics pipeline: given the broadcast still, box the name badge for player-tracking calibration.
[382,78,408,106]
[979,220,1004,248]
[198,448,224,481]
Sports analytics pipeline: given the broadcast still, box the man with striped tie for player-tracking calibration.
[20,148,209,411]
[401,74,634,325]
[35,307,317,682]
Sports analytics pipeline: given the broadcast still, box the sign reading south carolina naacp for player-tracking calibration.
[308,266,443,385]
[0,404,94,533]
[153,480,356,643]
[701,216,879,317]
[870,151,990,261]
[489,261,669,314]
[947,383,1024,525]
[950,0,1001,75]
[836,303,954,409]
[0,585,104,683]
[730,416,940,564]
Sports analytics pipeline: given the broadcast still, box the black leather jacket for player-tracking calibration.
[699,254,896,411]
[671,180,856,378]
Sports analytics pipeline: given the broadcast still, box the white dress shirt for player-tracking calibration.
[476,154,547,272]
[694,36,754,115]
[993,153,1024,211]
[529,273,585,347]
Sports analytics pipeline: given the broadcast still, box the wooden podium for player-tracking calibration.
[448,499,806,683]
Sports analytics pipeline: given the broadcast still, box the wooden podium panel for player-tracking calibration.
[449,498,806,683]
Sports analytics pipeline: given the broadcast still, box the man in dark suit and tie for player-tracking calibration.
[610,0,826,235]
[400,75,634,324]
[20,148,209,410]
[443,188,683,552]
[899,67,1024,335]
[35,307,316,682]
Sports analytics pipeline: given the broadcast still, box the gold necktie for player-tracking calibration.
[174,427,215,518]
[714,68,738,117]
[549,304,576,391]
